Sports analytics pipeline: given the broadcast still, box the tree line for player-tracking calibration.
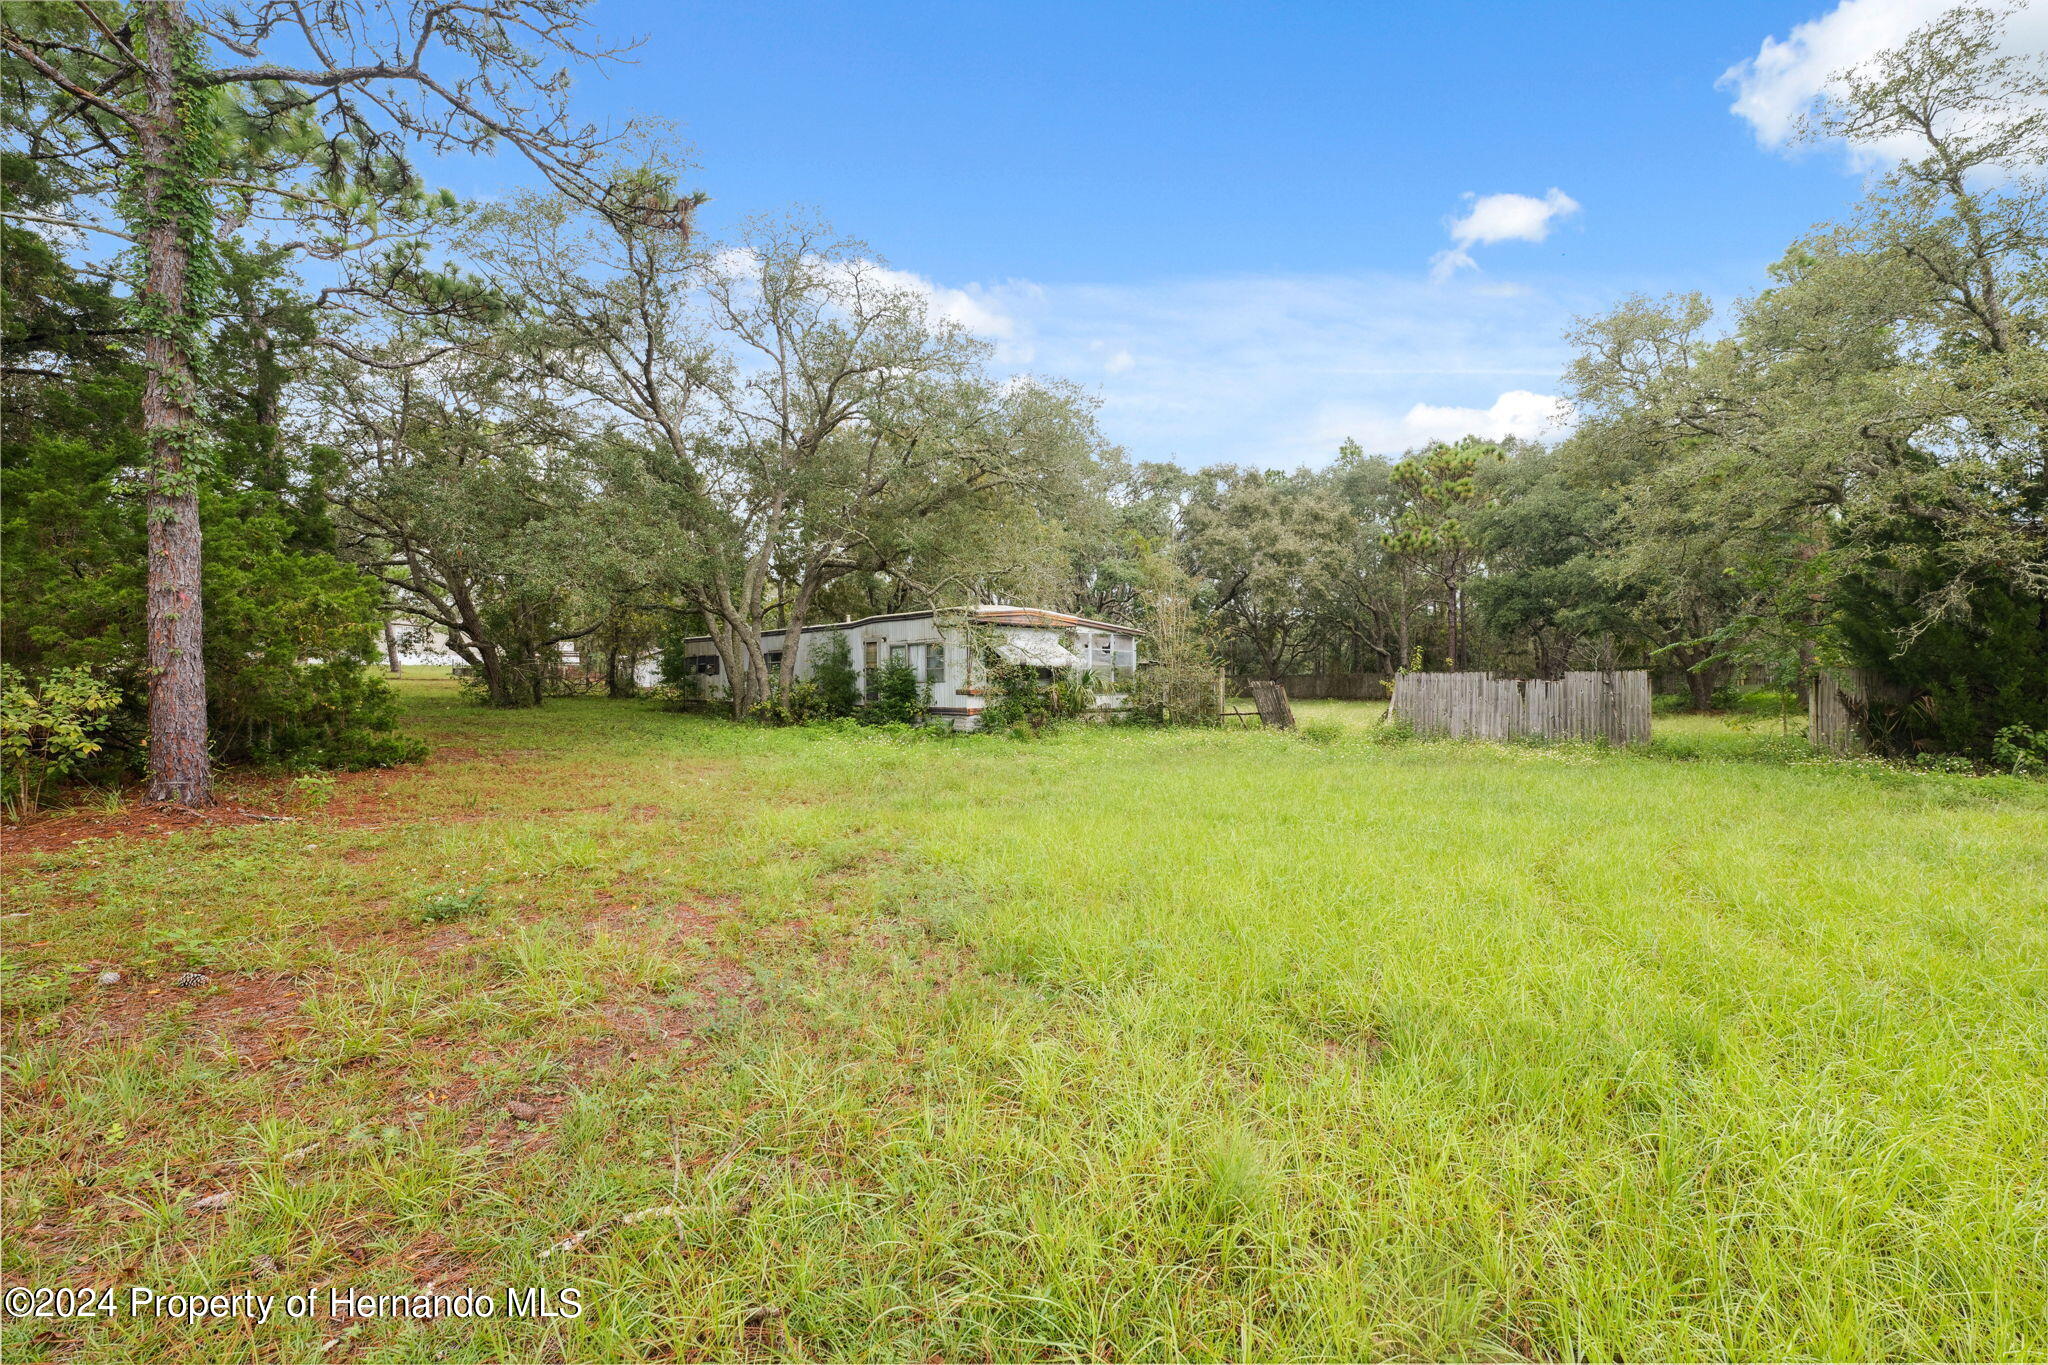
[1086,6,2045,759]
[3,1,2042,809]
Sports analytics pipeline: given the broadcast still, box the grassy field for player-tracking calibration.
[4,682,2045,1362]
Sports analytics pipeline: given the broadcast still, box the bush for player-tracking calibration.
[1,664,123,815]
[863,660,930,726]
[299,724,429,771]
[1990,725,2048,776]
[1123,588,1221,725]
[1834,549,2048,762]
[977,656,1092,732]
[1370,716,1416,744]
[811,633,861,718]
[753,680,829,726]
[239,663,426,770]
[3,413,422,773]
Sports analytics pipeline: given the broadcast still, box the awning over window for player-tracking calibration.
[994,636,1084,668]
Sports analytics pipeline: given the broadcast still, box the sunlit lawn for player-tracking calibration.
[4,681,2044,1361]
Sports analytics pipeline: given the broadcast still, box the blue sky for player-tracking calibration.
[434,0,2037,466]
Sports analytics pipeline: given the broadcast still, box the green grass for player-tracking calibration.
[4,682,2045,1361]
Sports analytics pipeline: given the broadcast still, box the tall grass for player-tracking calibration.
[3,684,2042,1361]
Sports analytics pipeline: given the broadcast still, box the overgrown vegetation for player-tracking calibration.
[0,161,421,784]
[3,682,2042,1360]
[6,2,2040,802]
[1123,581,1224,726]
[0,665,122,816]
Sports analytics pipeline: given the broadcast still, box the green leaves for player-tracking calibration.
[0,664,125,815]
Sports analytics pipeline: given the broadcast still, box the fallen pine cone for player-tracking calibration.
[177,971,208,988]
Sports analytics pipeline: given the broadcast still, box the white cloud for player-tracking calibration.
[912,271,1588,468]
[1430,188,1580,281]
[1087,340,1137,375]
[1399,390,1572,444]
[704,248,1585,467]
[824,259,1031,347]
[1721,0,2048,163]
[879,268,1026,342]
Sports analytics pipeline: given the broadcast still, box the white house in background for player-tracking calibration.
[390,623,466,669]
[672,605,1143,729]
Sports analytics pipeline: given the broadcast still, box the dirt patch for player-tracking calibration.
[56,970,309,1060]
[1,757,425,855]
[1,802,295,857]
[1317,1032,1388,1064]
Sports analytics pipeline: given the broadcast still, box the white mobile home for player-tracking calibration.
[672,605,1142,728]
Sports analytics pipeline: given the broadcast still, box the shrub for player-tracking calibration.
[1834,552,2048,762]
[810,633,861,718]
[976,655,1092,732]
[1123,588,1221,725]
[1050,674,1096,718]
[863,660,930,725]
[1990,724,2048,776]
[753,680,829,726]
[291,771,336,807]
[1370,716,1416,744]
[0,664,123,815]
[3,421,423,772]
[242,665,426,770]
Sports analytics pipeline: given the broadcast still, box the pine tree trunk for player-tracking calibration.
[1396,576,1412,671]
[384,617,403,675]
[138,1,212,807]
[1446,582,1463,671]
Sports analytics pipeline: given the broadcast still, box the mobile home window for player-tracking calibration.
[863,640,878,674]
[889,643,909,668]
[925,643,945,684]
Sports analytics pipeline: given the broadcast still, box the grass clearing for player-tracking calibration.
[4,681,2045,1361]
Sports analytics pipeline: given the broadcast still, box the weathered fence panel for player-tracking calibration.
[1807,668,1913,753]
[1389,670,1650,744]
[1808,670,1864,754]
[1246,680,1296,730]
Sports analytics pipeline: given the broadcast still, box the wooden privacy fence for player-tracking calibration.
[1807,668,1913,754]
[1389,670,1651,745]
[1808,670,1866,753]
